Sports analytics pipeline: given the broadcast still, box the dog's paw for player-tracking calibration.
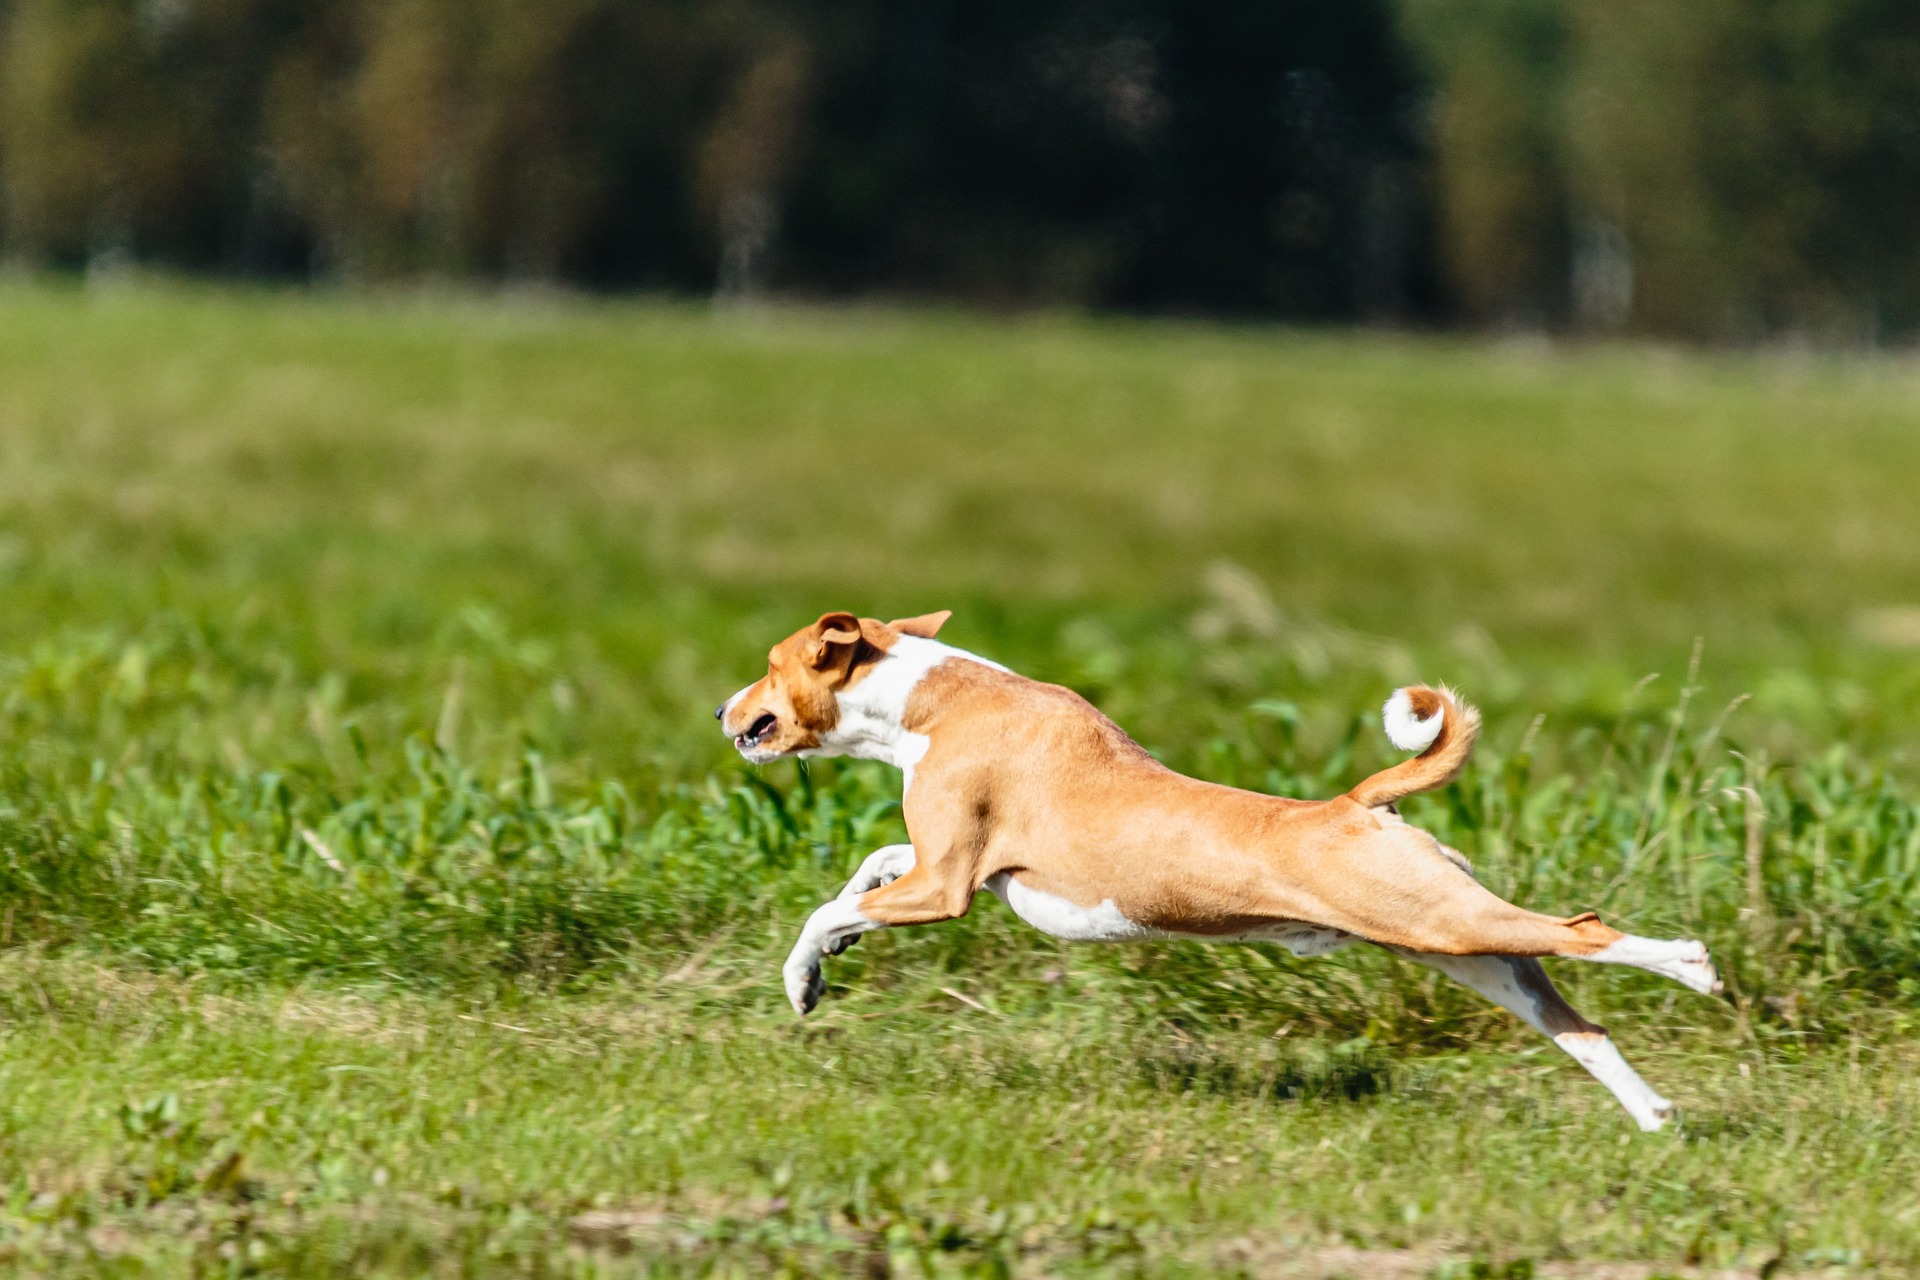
[1671,941,1722,996]
[824,934,860,957]
[784,960,826,1016]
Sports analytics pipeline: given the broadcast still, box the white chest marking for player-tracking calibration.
[808,637,1005,794]
[982,873,1351,956]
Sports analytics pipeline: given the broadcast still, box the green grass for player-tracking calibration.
[0,278,1918,1273]
[0,954,1912,1278]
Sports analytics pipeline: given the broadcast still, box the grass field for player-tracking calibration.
[1,280,1919,1275]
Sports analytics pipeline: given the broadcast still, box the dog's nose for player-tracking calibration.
[714,703,726,721]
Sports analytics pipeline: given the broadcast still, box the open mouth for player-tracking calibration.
[735,712,778,751]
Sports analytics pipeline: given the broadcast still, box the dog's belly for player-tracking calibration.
[985,872,1166,942]
[1225,922,1354,956]
[983,872,1351,955]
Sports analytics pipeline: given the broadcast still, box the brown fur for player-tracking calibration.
[1347,685,1480,808]
[722,613,1623,959]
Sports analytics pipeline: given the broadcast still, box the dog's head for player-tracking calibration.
[716,609,951,763]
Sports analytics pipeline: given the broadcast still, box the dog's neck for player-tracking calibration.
[806,635,1004,790]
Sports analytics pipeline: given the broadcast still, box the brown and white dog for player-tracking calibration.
[718,610,1722,1131]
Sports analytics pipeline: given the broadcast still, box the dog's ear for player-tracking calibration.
[888,609,952,639]
[806,611,865,668]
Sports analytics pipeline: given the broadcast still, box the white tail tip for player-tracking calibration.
[1383,688,1444,753]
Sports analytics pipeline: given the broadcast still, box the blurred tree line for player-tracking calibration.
[0,0,1915,338]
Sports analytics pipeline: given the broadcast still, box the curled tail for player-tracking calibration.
[1347,685,1481,808]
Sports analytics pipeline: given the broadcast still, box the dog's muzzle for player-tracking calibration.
[733,712,778,751]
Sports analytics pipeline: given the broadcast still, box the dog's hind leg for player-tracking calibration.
[1399,950,1675,1131]
[1326,828,1721,997]
[1433,901,1721,996]
[1567,930,1721,995]
[1408,897,1722,996]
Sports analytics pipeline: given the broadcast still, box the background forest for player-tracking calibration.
[2,0,1918,339]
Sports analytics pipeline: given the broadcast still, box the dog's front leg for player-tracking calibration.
[782,862,975,1016]
[819,844,918,958]
[783,898,885,1015]
[839,843,916,898]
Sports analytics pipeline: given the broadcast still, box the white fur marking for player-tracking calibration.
[1383,688,1444,752]
[1410,952,1536,1016]
[1555,1033,1674,1131]
[984,875,1351,954]
[1586,935,1722,994]
[784,897,881,1014]
[810,636,1007,790]
[1408,952,1674,1130]
[986,873,1164,942]
[840,844,916,899]
[1235,922,1354,956]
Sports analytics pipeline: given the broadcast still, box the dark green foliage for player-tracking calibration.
[1402,0,1920,337]
[4,0,1918,335]
[0,0,1430,318]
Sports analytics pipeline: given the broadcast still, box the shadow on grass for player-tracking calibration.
[1138,1034,1392,1102]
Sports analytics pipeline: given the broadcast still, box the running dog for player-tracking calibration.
[717,610,1721,1130]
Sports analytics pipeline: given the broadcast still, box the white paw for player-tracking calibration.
[1667,941,1722,996]
[784,959,825,1016]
